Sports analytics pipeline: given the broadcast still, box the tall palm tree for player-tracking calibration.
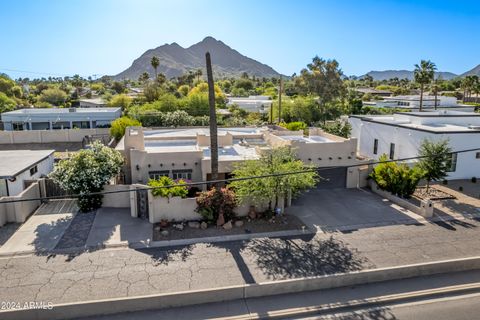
[150,56,160,79]
[205,52,218,186]
[414,60,436,111]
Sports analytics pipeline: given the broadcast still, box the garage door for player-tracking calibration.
[315,167,347,189]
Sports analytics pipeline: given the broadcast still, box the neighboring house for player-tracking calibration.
[355,87,392,97]
[116,126,367,189]
[79,98,107,108]
[227,96,272,113]
[0,150,54,196]
[349,111,480,179]
[1,107,122,131]
[367,95,475,112]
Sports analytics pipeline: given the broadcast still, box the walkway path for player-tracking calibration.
[2,216,480,306]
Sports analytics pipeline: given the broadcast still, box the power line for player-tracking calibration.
[1,146,479,205]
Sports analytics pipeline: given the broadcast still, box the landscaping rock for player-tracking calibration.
[223,220,233,230]
[173,223,184,231]
[234,220,244,228]
[154,226,161,232]
[216,212,225,226]
[188,221,200,229]
[200,222,208,230]
[161,230,169,237]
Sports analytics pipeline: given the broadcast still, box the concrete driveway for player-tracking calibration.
[86,207,152,248]
[286,188,424,232]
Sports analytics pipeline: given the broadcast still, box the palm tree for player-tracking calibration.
[431,79,439,110]
[205,52,218,186]
[196,69,202,83]
[414,60,436,111]
[150,56,160,79]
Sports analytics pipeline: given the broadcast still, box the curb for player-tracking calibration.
[3,256,480,320]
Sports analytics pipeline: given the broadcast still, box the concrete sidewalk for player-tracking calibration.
[2,216,480,307]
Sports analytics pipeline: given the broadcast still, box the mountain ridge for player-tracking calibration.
[114,37,280,80]
[361,69,458,81]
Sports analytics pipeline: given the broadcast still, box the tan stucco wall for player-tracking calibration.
[102,185,131,208]
[0,128,109,144]
[129,149,204,184]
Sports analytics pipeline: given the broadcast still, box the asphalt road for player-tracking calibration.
[295,293,480,320]
[75,270,480,320]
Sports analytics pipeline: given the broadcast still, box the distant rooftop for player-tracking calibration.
[2,107,120,115]
[0,150,54,178]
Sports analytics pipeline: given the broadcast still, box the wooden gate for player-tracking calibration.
[136,189,149,220]
[44,178,71,198]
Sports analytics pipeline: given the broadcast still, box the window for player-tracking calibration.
[12,123,24,131]
[29,166,38,176]
[148,170,169,180]
[476,152,480,159]
[72,121,90,129]
[373,139,378,155]
[389,143,395,160]
[447,153,457,172]
[172,169,192,180]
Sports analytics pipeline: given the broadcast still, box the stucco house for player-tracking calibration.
[349,110,480,180]
[116,126,369,189]
[0,150,54,196]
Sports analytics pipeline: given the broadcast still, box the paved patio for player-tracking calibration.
[286,188,424,232]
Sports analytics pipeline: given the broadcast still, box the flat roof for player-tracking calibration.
[2,107,120,115]
[143,127,265,139]
[350,113,480,133]
[202,145,260,161]
[144,139,199,152]
[0,150,54,178]
[278,135,335,143]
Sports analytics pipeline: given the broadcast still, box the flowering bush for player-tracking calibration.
[49,141,124,212]
[196,187,237,224]
[148,176,188,198]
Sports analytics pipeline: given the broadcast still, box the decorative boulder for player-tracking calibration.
[188,221,200,229]
[223,220,233,230]
[234,220,244,228]
[200,221,208,230]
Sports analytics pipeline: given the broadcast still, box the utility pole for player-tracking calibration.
[278,76,282,123]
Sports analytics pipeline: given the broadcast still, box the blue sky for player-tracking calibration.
[0,0,479,79]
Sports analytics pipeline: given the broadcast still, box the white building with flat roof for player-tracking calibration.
[0,150,54,196]
[227,96,272,113]
[349,111,480,179]
[1,107,122,131]
[367,95,474,112]
[117,126,367,189]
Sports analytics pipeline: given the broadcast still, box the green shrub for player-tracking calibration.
[148,176,188,198]
[280,121,307,131]
[196,187,237,223]
[370,154,424,198]
[110,116,141,140]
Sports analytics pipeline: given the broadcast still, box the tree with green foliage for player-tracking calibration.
[414,60,436,111]
[0,92,16,113]
[151,56,160,79]
[231,146,318,211]
[38,88,67,106]
[320,120,351,138]
[370,154,424,198]
[279,121,307,131]
[418,139,452,192]
[110,116,142,140]
[49,141,124,212]
[299,56,346,123]
[108,94,132,111]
